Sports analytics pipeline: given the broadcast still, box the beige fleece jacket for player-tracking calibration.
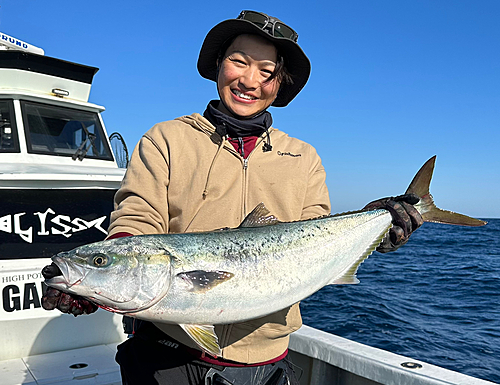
[108,113,330,363]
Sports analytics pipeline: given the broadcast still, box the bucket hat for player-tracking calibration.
[197,10,311,107]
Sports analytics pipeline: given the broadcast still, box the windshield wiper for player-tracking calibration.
[72,123,99,161]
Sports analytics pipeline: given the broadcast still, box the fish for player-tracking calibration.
[44,156,486,356]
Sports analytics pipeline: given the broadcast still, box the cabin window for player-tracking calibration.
[21,100,113,161]
[0,100,19,153]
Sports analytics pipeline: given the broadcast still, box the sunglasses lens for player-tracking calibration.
[241,11,268,28]
[274,23,296,40]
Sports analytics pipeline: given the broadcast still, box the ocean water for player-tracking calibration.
[300,218,500,384]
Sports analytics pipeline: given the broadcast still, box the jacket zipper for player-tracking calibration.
[213,132,269,219]
[217,141,249,220]
[242,157,247,218]
[241,134,268,216]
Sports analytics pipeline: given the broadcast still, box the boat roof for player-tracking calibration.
[0,51,99,103]
[0,51,98,84]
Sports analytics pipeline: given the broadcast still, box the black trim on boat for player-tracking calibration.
[0,100,19,153]
[0,51,98,84]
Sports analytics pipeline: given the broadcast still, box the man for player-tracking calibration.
[43,10,422,384]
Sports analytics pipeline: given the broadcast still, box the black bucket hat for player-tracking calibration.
[197,10,311,107]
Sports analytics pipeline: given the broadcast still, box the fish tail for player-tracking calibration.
[405,156,486,226]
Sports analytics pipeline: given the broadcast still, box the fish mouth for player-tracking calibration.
[45,256,86,289]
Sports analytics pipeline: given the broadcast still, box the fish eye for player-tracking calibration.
[92,253,109,267]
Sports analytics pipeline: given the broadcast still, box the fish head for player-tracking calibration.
[45,237,174,313]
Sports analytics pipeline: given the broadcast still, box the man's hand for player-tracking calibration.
[41,263,98,316]
[364,193,424,253]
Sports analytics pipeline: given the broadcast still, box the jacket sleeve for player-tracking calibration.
[107,133,170,237]
[300,147,331,220]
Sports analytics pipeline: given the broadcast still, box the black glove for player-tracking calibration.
[363,193,423,253]
[41,263,98,316]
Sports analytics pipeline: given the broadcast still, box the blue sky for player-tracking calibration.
[1,0,498,218]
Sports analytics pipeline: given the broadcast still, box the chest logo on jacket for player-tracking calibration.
[277,151,301,158]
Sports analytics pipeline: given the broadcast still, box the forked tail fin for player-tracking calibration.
[406,156,486,226]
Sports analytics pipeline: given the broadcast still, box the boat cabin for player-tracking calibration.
[0,33,127,370]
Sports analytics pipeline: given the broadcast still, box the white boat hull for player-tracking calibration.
[0,258,126,362]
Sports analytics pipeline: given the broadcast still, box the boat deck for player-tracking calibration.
[2,324,496,385]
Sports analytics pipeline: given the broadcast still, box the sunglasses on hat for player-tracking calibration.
[237,10,299,42]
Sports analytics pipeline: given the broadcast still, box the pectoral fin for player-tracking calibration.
[177,270,234,293]
[180,324,221,357]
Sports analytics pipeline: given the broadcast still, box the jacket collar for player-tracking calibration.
[203,100,273,138]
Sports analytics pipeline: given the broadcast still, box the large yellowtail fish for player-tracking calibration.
[44,156,486,356]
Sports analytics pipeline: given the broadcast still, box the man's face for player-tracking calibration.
[217,34,280,119]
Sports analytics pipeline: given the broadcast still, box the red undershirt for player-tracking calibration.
[227,136,258,159]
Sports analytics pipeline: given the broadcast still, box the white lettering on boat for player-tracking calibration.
[0,208,108,243]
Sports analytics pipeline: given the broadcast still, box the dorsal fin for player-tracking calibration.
[239,203,279,228]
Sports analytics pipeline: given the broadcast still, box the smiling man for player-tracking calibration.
[42,10,423,385]
[215,34,281,118]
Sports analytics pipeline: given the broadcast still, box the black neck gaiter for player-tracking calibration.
[203,100,273,138]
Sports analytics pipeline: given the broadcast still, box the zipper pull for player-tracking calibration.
[238,137,245,158]
[243,158,248,170]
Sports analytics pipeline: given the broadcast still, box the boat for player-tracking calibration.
[0,32,128,383]
[0,33,496,385]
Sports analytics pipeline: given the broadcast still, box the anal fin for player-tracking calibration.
[329,223,392,286]
[180,324,221,357]
[331,276,360,285]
